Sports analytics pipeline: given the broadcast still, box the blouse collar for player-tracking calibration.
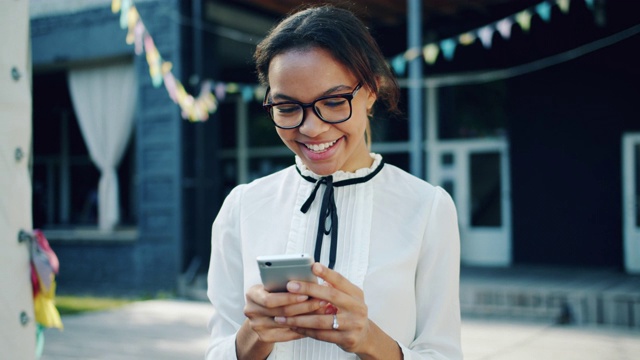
[295,153,383,182]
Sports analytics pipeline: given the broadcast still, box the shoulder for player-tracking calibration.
[223,165,299,205]
[377,162,438,196]
[376,163,455,214]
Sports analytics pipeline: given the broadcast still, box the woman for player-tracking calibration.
[207,5,462,359]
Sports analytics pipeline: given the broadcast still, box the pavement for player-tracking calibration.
[38,299,640,360]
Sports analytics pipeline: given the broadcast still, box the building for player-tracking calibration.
[29,0,640,296]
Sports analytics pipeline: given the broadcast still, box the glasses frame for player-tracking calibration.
[262,83,363,129]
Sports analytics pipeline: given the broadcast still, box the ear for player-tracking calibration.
[366,84,377,112]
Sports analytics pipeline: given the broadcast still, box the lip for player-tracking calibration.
[298,137,343,161]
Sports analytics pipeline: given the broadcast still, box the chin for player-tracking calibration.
[301,159,341,176]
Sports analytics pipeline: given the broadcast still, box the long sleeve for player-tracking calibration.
[206,186,246,359]
[400,187,462,359]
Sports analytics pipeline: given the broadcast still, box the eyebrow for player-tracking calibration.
[271,84,352,102]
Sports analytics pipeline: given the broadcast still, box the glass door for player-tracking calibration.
[428,139,511,266]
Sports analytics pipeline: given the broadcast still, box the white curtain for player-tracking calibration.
[68,63,137,231]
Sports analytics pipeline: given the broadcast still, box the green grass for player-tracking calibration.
[55,296,135,315]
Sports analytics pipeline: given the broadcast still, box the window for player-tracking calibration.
[32,71,137,230]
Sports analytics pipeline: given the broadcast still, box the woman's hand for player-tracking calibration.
[243,283,325,343]
[273,263,396,358]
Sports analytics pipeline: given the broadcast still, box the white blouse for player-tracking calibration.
[206,154,462,359]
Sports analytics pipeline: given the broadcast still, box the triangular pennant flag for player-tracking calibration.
[458,32,476,46]
[391,55,407,76]
[199,81,218,115]
[163,72,178,102]
[226,83,240,93]
[215,83,227,101]
[134,20,145,55]
[119,0,132,29]
[515,10,533,32]
[535,1,552,22]
[254,86,266,102]
[241,86,254,102]
[439,38,457,61]
[477,26,494,49]
[422,43,439,64]
[143,35,163,87]
[125,6,140,45]
[584,0,595,11]
[404,47,422,61]
[557,0,570,13]
[111,0,122,13]
[496,18,514,40]
[174,82,189,109]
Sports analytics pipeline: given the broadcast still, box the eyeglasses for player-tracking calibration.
[263,83,362,129]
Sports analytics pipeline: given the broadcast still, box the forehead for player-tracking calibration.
[267,47,356,98]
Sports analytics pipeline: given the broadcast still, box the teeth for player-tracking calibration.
[305,139,337,152]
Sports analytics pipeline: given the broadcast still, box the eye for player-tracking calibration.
[319,98,348,108]
[274,104,301,116]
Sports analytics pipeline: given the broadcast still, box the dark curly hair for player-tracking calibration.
[254,4,399,115]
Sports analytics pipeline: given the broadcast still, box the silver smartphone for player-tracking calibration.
[257,253,318,292]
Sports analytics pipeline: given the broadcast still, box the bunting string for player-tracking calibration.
[390,0,601,76]
[400,23,640,88]
[113,0,606,119]
[111,0,265,122]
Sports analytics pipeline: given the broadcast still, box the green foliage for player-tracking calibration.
[54,296,134,315]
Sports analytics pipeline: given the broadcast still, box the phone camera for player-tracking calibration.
[265,262,272,267]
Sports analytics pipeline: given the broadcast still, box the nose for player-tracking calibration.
[298,107,330,138]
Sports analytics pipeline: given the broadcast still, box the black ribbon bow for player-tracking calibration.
[297,159,385,269]
[300,176,339,269]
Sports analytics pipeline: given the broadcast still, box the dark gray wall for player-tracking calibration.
[32,0,184,295]
[508,32,640,268]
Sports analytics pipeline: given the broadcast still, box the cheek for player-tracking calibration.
[275,128,295,144]
[336,115,367,137]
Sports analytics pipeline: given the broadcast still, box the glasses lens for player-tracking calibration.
[315,96,351,122]
[271,104,303,128]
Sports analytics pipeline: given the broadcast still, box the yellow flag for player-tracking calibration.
[34,276,63,330]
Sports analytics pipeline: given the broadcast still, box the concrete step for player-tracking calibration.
[460,266,640,329]
[181,265,640,329]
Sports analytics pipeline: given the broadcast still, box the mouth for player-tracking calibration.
[303,139,339,153]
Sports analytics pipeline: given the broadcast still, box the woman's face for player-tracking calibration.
[267,47,376,176]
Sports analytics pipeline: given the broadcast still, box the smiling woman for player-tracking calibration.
[206,5,462,360]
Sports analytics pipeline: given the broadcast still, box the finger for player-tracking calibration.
[286,279,347,307]
[286,267,361,307]
[280,298,326,317]
[274,313,338,331]
[311,263,364,300]
[247,285,309,309]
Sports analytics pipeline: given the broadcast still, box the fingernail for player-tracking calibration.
[319,300,328,307]
[274,316,286,324]
[287,282,300,292]
[313,263,323,273]
[297,295,308,302]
